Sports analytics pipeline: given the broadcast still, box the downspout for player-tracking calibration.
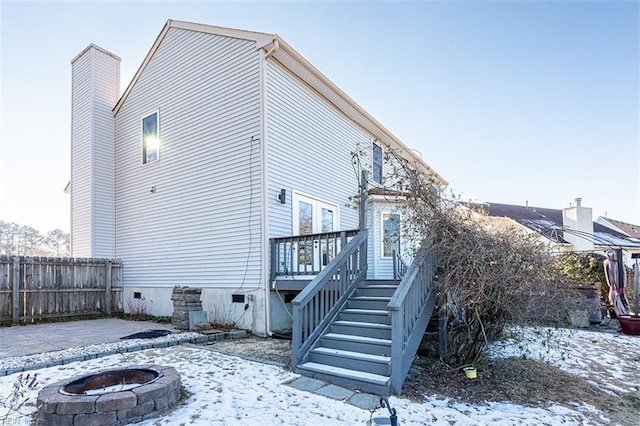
[262,38,279,337]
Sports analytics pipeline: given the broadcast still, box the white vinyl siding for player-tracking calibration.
[71,52,92,256]
[114,28,263,288]
[266,60,366,238]
[71,46,119,257]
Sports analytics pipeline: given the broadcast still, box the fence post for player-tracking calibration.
[105,259,112,315]
[12,257,20,324]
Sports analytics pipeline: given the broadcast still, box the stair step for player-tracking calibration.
[309,347,391,375]
[360,280,400,286]
[332,320,391,330]
[339,308,391,324]
[323,333,391,346]
[331,320,391,339]
[297,362,390,387]
[355,285,398,298]
[312,347,390,363]
[347,296,390,310]
[341,308,388,316]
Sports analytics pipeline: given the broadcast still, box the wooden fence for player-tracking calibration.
[0,256,123,323]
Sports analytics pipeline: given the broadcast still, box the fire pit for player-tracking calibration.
[36,365,181,425]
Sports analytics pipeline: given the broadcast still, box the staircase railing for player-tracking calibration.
[392,250,409,279]
[388,242,439,394]
[291,230,368,368]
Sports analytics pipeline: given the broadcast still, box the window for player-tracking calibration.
[372,142,383,184]
[142,112,159,164]
[382,213,400,258]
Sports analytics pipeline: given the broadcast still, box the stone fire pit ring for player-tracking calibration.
[37,364,181,425]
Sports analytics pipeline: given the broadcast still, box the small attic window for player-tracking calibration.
[372,142,383,184]
[142,112,159,164]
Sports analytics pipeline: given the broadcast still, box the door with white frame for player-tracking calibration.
[292,192,338,273]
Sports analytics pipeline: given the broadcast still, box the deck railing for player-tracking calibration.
[270,229,359,281]
[388,243,439,394]
[291,230,368,368]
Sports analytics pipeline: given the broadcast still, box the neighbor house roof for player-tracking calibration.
[465,202,640,249]
[597,217,640,240]
[112,19,447,186]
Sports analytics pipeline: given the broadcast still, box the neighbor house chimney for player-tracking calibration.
[70,44,120,257]
[562,197,594,252]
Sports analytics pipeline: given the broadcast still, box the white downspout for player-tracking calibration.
[262,39,279,337]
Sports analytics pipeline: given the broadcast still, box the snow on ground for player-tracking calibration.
[1,327,638,425]
[492,326,640,395]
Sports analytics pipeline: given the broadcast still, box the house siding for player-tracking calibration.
[92,52,119,257]
[114,28,263,289]
[266,60,365,238]
[71,47,119,257]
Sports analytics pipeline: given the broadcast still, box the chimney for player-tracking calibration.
[70,44,120,257]
[562,197,594,252]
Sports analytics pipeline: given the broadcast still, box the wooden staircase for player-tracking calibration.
[288,231,439,396]
[296,280,399,395]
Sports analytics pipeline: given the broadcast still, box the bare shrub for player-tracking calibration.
[1,373,38,420]
[356,146,573,368]
[126,297,150,318]
[208,304,239,331]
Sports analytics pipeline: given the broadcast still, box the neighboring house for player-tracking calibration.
[464,199,640,264]
[596,217,640,241]
[69,19,446,344]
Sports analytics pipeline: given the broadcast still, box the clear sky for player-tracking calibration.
[1,0,638,233]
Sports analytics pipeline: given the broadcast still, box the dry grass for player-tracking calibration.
[403,355,639,425]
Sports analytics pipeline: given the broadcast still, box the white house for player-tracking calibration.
[69,20,446,337]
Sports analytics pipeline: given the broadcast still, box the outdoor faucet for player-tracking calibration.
[380,397,398,426]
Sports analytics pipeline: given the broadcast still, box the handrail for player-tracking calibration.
[388,242,439,394]
[270,229,359,282]
[392,250,409,279]
[291,230,368,368]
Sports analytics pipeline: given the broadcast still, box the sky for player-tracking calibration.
[0,0,638,234]
[2,326,640,424]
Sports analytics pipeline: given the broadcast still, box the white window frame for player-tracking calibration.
[141,110,160,165]
[381,212,401,259]
[291,191,339,235]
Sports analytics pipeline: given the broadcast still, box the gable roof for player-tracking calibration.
[598,217,640,240]
[466,202,640,249]
[112,19,447,186]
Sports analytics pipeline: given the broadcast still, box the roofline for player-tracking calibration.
[268,37,447,186]
[111,20,447,186]
[113,20,274,116]
[71,43,121,64]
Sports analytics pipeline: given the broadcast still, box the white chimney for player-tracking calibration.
[562,198,594,252]
[70,44,120,257]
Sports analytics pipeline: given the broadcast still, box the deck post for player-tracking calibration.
[12,257,20,324]
[389,306,403,394]
[105,259,112,315]
[359,170,368,231]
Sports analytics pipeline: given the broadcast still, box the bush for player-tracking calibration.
[371,148,572,367]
